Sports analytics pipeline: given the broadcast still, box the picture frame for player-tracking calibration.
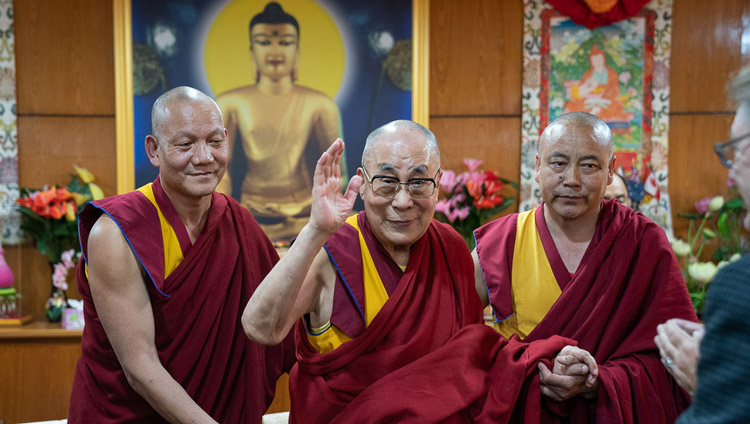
[113,0,429,197]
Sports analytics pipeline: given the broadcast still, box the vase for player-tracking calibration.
[46,262,69,322]
[0,245,14,288]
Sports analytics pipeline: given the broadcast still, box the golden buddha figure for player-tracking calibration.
[215,2,344,240]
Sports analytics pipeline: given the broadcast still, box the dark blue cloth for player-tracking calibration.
[677,254,750,423]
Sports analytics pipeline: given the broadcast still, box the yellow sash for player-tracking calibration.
[493,209,561,339]
[85,183,184,281]
[137,184,184,279]
[307,215,390,353]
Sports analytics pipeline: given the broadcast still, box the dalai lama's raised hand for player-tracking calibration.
[309,138,363,237]
[538,345,599,401]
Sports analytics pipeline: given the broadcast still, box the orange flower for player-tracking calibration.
[465,179,482,200]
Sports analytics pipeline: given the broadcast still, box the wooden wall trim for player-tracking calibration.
[413,0,430,128]
[113,0,134,195]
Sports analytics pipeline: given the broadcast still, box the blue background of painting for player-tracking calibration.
[132,0,412,201]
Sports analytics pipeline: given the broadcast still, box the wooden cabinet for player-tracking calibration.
[0,323,82,423]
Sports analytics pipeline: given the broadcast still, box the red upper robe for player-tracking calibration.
[290,212,574,423]
[474,200,697,423]
[68,177,295,423]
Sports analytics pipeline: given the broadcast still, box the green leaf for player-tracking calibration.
[717,212,729,238]
[497,177,520,190]
[678,213,704,220]
[724,197,745,211]
[17,206,45,223]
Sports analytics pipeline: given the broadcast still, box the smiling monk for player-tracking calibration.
[473,112,697,422]
[242,120,574,423]
[69,87,294,423]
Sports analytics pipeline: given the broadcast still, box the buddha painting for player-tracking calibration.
[215,2,345,241]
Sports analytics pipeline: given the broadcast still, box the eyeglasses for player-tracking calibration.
[715,132,750,168]
[361,167,440,198]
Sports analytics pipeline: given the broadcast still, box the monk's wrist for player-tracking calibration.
[581,379,599,400]
[298,222,333,247]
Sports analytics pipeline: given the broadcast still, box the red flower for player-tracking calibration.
[17,186,77,220]
[465,171,506,210]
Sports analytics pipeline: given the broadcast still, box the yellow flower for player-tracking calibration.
[74,165,96,184]
[88,182,104,201]
[671,238,691,257]
[65,202,76,221]
[70,192,90,206]
[688,262,718,283]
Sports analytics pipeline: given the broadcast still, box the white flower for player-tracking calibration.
[368,31,394,55]
[688,262,718,283]
[671,238,691,257]
[730,253,742,262]
[717,260,730,270]
[708,196,724,212]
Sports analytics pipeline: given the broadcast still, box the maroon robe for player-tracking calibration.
[475,200,698,423]
[69,178,295,423]
[290,212,574,423]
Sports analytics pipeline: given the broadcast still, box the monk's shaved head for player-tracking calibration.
[362,120,440,169]
[151,86,222,142]
[538,112,614,159]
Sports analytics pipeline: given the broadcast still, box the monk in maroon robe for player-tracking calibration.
[242,120,579,423]
[69,87,294,423]
[473,112,697,422]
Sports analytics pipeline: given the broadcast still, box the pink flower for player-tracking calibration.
[455,206,470,221]
[445,206,470,223]
[694,196,712,214]
[727,178,736,188]
[52,263,69,291]
[440,170,458,194]
[435,199,452,216]
[61,249,75,268]
[463,158,483,172]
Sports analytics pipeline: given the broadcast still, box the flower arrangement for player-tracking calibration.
[16,166,104,321]
[435,159,518,248]
[671,181,748,314]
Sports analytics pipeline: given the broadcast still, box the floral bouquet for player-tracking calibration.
[435,159,518,249]
[16,166,104,321]
[671,181,748,314]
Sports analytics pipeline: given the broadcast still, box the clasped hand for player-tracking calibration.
[538,345,599,401]
[654,318,703,396]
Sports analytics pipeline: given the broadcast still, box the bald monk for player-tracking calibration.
[242,120,580,423]
[603,171,631,208]
[69,87,294,423]
[216,1,344,240]
[473,112,697,422]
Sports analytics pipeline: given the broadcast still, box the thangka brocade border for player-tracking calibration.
[0,0,19,244]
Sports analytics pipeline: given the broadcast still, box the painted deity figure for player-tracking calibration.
[216,2,344,241]
[564,46,634,126]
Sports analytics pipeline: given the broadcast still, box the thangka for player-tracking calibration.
[520,0,673,237]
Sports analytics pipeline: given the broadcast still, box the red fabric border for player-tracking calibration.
[545,0,651,29]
